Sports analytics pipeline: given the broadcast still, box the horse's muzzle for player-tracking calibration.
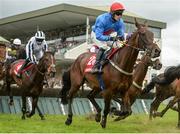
[153,62,162,70]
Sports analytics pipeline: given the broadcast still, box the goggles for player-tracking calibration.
[36,38,44,44]
[114,10,124,16]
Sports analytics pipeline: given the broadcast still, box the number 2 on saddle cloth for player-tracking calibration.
[85,47,121,90]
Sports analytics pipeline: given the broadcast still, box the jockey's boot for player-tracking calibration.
[17,59,29,78]
[90,48,105,74]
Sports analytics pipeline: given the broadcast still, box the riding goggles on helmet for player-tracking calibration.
[36,38,44,44]
[114,10,124,16]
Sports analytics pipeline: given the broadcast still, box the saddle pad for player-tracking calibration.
[14,60,24,75]
[13,60,33,76]
[84,54,96,73]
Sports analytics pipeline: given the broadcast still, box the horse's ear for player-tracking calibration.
[144,20,148,27]
[134,18,140,29]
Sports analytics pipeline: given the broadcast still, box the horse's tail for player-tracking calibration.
[60,69,71,105]
[142,80,156,94]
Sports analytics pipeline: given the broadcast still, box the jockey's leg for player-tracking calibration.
[91,48,105,74]
[17,59,29,78]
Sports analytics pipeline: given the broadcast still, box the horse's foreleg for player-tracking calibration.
[150,98,161,120]
[65,85,80,126]
[113,92,132,121]
[65,98,73,125]
[27,96,38,118]
[87,89,101,122]
[155,97,178,117]
[21,95,26,120]
[36,105,45,120]
[100,92,111,128]
[6,81,13,105]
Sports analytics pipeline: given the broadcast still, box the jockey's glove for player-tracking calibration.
[118,36,125,41]
[109,36,125,42]
[109,36,118,41]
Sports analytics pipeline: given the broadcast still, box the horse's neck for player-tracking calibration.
[33,64,46,83]
[113,32,140,73]
[113,45,139,73]
[133,61,149,84]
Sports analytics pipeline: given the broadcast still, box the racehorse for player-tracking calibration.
[111,51,162,121]
[60,18,161,128]
[6,51,56,120]
[142,73,180,128]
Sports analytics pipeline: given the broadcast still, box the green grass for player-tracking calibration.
[0,108,180,133]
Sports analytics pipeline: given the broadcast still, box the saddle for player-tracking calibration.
[84,48,121,73]
[12,60,34,78]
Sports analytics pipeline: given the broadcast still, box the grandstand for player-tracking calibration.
[0,3,166,115]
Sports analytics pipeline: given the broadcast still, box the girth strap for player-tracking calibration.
[109,60,133,76]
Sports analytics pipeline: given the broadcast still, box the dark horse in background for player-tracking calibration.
[142,65,180,128]
[6,51,56,120]
[111,51,162,121]
[60,18,161,128]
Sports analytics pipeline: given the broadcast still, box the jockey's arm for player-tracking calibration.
[94,20,111,41]
[26,41,35,63]
[43,41,48,51]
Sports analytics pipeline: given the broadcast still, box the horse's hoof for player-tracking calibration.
[100,121,106,128]
[26,113,31,118]
[177,123,180,129]
[65,119,72,125]
[41,116,45,120]
[114,116,124,121]
[95,114,101,122]
[21,116,25,120]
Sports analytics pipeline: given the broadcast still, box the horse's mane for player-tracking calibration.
[44,51,54,56]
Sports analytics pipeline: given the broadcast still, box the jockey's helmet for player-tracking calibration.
[13,38,21,46]
[35,31,45,44]
[110,2,125,13]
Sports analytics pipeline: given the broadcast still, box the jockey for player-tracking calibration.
[12,38,26,60]
[152,65,180,85]
[12,38,21,50]
[143,65,180,94]
[90,2,125,73]
[6,38,22,68]
[17,31,48,78]
[7,38,22,60]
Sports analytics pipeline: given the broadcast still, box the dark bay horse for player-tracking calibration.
[60,19,161,128]
[142,73,180,128]
[6,51,56,120]
[111,51,162,121]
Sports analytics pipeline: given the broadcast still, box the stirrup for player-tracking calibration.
[90,68,103,74]
[16,73,22,78]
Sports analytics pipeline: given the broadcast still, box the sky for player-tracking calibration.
[0,0,180,66]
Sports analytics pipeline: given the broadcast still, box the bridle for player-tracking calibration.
[109,29,152,76]
[35,53,56,76]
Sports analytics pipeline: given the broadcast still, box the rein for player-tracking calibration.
[124,43,144,51]
[132,81,142,89]
[108,29,150,76]
[35,65,45,76]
